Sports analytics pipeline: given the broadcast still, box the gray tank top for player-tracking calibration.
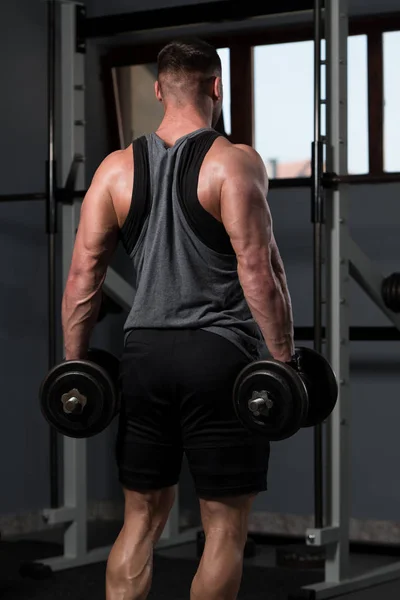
[119,128,265,360]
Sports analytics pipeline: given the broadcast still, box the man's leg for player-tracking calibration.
[110,330,185,599]
[176,330,270,600]
[191,494,256,600]
[106,485,175,600]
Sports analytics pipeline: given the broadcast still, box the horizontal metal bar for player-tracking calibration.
[301,558,400,599]
[39,545,112,572]
[306,526,340,547]
[0,190,86,203]
[269,178,311,189]
[82,0,314,39]
[345,172,400,184]
[324,171,400,188]
[0,192,47,203]
[270,171,400,189]
[42,507,76,525]
[294,326,400,341]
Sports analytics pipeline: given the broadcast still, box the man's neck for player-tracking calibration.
[155,108,212,146]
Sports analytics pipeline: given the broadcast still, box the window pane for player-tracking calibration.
[112,63,164,147]
[254,41,313,178]
[217,47,231,135]
[383,31,400,172]
[348,35,368,174]
[253,36,368,178]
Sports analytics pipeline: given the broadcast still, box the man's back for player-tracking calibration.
[107,128,265,359]
[107,130,266,245]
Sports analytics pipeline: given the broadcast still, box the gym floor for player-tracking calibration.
[2,520,400,599]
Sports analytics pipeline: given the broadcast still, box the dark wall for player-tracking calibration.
[84,0,400,17]
[1,0,399,531]
[85,0,221,17]
[0,0,50,515]
[0,0,125,514]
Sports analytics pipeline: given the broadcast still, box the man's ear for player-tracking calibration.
[155,80,163,102]
[213,76,223,101]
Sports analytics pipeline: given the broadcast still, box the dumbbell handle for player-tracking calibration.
[248,390,274,417]
[61,388,87,415]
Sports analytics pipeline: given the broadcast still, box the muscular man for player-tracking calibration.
[62,38,294,600]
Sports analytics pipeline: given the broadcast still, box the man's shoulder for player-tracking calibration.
[94,146,133,184]
[232,143,264,163]
[209,138,264,168]
[207,138,266,183]
[102,146,133,172]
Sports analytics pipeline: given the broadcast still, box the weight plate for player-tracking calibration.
[87,348,120,384]
[87,348,121,414]
[40,359,117,438]
[233,359,308,441]
[295,346,338,428]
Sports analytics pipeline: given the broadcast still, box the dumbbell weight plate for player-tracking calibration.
[40,359,117,438]
[233,360,309,441]
[86,348,121,415]
[296,346,338,428]
[86,348,120,389]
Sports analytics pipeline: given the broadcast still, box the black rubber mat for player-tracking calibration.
[0,539,323,599]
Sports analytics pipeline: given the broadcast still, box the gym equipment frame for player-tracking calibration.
[294,1,400,598]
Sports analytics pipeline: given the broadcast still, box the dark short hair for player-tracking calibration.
[157,38,221,79]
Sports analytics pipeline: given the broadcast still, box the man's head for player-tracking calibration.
[155,38,223,127]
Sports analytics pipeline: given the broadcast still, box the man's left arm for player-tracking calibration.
[270,234,294,348]
[62,159,120,361]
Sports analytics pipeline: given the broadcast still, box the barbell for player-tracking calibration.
[40,345,337,442]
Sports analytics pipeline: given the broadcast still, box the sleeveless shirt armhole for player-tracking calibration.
[120,137,151,256]
[177,131,235,256]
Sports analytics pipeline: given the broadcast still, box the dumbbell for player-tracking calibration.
[39,348,120,438]
[233,347,338,441]
[382,272,400,313]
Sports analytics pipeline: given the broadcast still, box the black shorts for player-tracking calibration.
[116,329,270,498]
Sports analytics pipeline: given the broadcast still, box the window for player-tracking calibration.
[217,47,231,135]
[253,35,368,178]
[254,41,314,178]
[112,63,164,148]
[383,31,400,172]
[348,35,368,174]
[105,14,400,184]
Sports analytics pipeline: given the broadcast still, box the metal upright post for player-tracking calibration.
[47,0,59,510]
[311,0,325,531]
[295,2,400,596]
[40,2,105,571]
[303,0,351,590]
[324,0,351,582]
[59,1,88,564]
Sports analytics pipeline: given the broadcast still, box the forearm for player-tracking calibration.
[62,274,103,360]
[239,263,294,362]
[271,240,295,354]
[274,268,294,347]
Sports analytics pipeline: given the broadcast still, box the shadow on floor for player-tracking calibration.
[0,536,323,600]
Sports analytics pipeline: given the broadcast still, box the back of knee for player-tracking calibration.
[205,523,247,550]
[124,487,175,541]
[201,497,252,544]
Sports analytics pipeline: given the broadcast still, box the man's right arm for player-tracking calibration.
[219,146,294,363]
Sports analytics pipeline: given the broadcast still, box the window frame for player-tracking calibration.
[101,11,400,187]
